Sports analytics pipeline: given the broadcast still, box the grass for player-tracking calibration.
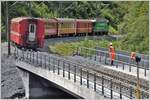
[49,38,119,56]
[49,37,148,56]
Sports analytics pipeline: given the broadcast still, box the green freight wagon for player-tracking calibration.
[92,18,109,35]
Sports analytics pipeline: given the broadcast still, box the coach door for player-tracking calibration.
[28,23,36,41]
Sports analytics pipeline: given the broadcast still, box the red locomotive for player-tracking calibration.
[10,17,45,49]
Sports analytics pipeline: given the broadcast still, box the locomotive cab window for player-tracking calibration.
[29,24,36,33]
[28,24,36,41]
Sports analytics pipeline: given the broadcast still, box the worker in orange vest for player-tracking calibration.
[109,42,116,65]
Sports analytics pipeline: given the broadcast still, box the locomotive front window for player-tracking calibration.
[29,24,36,33]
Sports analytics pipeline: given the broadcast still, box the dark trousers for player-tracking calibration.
[111,60,114,65]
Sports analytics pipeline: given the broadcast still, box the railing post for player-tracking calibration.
[26,50,28,62]
[94,55,96,61]
[144,63,146,76]
[110,79,113,99]
[63,61,65,77]
[122,63,124,70]
[22,48,24,61]
[74,66,76,82]
[102,76,104,95]
[16,47,18,58]
[53,58,55,73]
[105,53,107,64]
[58,60,60,75]
[80,68,82,85]
[68,63,70,80]
[116,61,118,68]
[40,54,42,67]
[31,50,33,63]
[99,52,101,62]
[28,50,30,63]
[41,54,43,67]
[30,50,32,63]
[45,55,46,69]
[37,51,38,65]
[120,82,122,99]
[49,56,51,70]
[32,50,34,63]
[130,86,132,99]
[87,70,89,88]
[94,73,96,91]
[33,51,35,64]
[14,46,16,58]
[129,59,131,72]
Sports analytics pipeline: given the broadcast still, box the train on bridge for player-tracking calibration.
[10,17,109,49]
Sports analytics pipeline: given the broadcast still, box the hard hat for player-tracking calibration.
[109,42,112,46]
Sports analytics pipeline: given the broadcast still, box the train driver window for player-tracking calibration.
[29,24,36,33]
[28,24,36,41]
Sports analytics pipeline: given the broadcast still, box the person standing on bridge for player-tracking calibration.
[131,52,136,60]
[109,42,116,65]
[130,52,136,64]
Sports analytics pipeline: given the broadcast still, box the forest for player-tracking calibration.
[1,1,149,54]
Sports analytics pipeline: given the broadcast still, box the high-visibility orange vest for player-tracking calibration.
[131,52,136,60]
[109,46,116,61]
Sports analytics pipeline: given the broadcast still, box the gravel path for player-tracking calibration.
[1,42,25,99]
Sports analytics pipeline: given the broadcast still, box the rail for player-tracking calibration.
[14,47,149,99]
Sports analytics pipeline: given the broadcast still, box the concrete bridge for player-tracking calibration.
[16,61,102,99]
[15,50,105,99]
[14,47,149,99]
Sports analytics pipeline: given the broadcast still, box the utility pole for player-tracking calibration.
[29,1,32,17]
[135,55,141,99]
[6,1,11,55]
[59,1,62,18]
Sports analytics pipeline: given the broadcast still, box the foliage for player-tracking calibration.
[120,1,149,54]
[108,25,118,35]
[1,1,149,53]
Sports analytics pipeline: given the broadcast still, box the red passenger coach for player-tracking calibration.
[56,18,76,36]
[44,18,58,37]
[76,19,92,34]
[10,17,45,49]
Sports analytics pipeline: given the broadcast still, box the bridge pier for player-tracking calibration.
[17,68,78,99]
[17,68,29,98]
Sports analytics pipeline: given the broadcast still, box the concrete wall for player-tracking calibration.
[17,68,29,98]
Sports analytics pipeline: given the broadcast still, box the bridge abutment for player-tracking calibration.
[17,68,29,98]
[17,68,78,99]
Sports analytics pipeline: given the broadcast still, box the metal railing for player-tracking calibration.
[14,47,149,99]
[96,47,149,60]
[74,47,149,77]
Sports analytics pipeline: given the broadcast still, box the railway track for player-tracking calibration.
[42,35,116,52]
[67,56,149,89]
